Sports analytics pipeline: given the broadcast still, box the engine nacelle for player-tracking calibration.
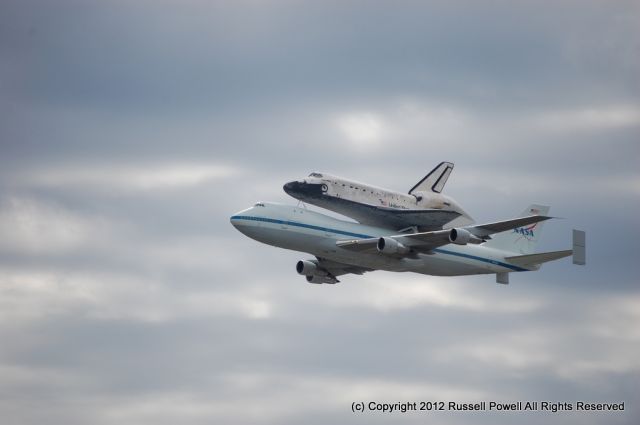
[448,228,482,245]
[306,275,338,284]
[297,260,337,284]
[377,237,410,255]
[296,260,317,275]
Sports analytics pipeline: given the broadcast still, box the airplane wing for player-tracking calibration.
[464,215,552,237]
[315,257,373,277]
[303,257,373,283]
[336,230,450,254]
[337,214,552,254]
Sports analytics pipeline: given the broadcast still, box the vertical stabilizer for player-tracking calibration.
[409,162,454,194]
[484,204,550,254]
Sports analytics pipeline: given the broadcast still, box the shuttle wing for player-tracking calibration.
[337,214,552,253]
[339,202,461,231]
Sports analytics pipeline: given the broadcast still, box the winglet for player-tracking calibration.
[572,229,586,265]
[408,162,454,194]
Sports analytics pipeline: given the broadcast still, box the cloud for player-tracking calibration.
[0,0,639,424]
[335,112,387,151]
[532,105,640,132]
[294,274,545,313]
[0,197,118,254]
[17,163,242,191]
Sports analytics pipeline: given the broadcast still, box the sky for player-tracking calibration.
[0,0,639,423]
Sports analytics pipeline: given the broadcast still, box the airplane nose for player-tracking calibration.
[230,214,252,239]
[230,215,239,228]
[230,206,253,231]
[230,214,242,230]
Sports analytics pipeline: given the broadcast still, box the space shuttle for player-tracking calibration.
[283,162,474,231]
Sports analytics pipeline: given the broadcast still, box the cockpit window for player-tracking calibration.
[308,172,323,178]
[253,202,265,207]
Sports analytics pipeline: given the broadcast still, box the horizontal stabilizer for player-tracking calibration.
[505,250,572,267]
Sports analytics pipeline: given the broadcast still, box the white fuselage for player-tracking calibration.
[230,202,529,277]
[314,175,443,210]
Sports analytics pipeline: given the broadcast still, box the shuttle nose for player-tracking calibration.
[283,180,303,195]
[283,180,324,198]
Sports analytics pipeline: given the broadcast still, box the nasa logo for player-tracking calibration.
[513,209,542,241]
[513,223,537,240]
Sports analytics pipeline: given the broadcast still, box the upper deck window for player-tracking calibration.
[308,172,323,178]
[254,202,265,207]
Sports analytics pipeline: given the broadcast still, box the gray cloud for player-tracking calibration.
[1,0,639,424]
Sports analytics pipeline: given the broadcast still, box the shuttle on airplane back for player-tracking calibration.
[233,164,586,285]
[283,162,474,231]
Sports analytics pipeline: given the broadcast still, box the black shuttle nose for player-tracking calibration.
[283,181,302,195]
[283,180,324,199]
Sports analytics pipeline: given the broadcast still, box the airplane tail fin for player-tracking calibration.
[483,204,549,255]
[408,162,454,194]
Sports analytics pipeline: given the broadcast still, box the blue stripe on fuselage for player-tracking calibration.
[230,215,372,239]
[230,215,528,272]
[431,248,526,272]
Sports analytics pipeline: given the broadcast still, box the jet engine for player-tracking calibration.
[296,260,336,284]
[377,237,410,255]
[296,260,319,275]
[448,228,483,245]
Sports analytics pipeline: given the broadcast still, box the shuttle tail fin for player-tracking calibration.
[408,162,454,194]
[483,204,549,255]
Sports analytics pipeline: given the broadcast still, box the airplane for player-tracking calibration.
[283,162,474,231]
[230,201,585,285]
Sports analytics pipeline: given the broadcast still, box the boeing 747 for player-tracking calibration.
[230,201,585,284]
